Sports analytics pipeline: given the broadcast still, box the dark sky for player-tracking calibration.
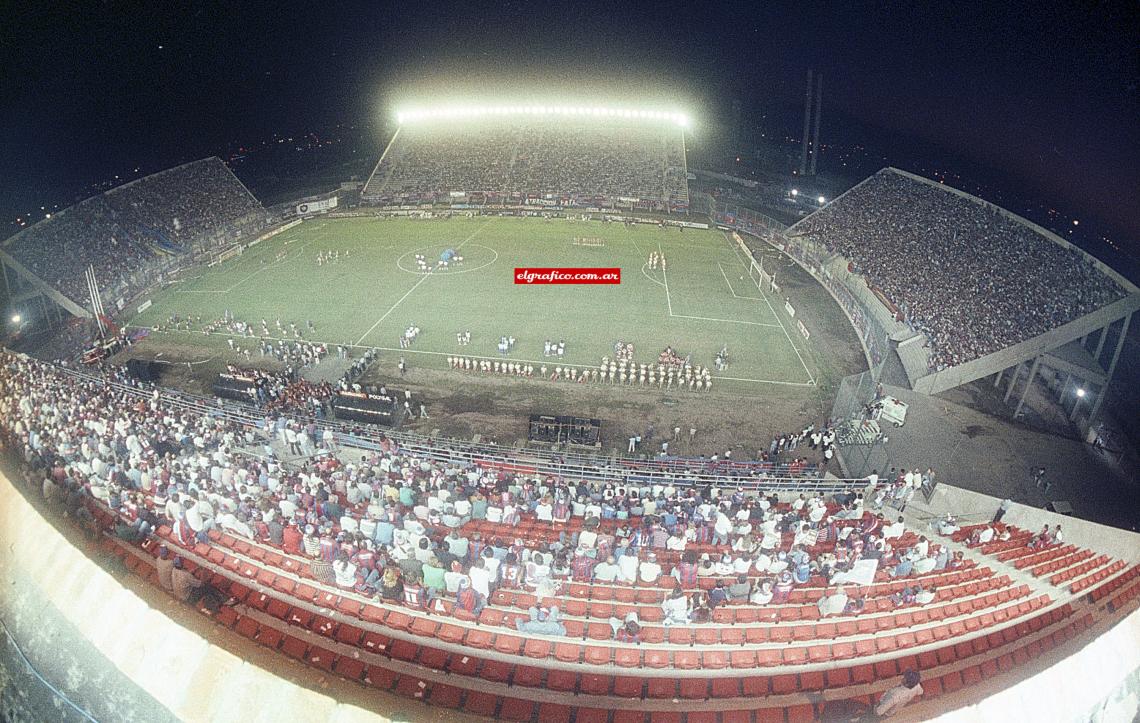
[2,2,1137,252]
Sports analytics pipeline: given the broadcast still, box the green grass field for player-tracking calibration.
[128,216,819,389]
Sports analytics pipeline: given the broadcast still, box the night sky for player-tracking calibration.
[2,2,1137,261]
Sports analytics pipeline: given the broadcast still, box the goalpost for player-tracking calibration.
[733,231,779,294]
[571,237,605,247]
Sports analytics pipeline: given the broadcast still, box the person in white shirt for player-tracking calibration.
[578,528,598,549]
[713,510,733,545]
[666,533,687,551]
[875,670,924,717]
[817,587,849,617]
[912,555,937,575]
[333,554,358,589]
[915,586,936,605]
[750,580,774,605]
[469,560,492,597]
[883,516,906,540]
[535,498,553,522]
[639,552,662,583]
[661,588,690,625]
[977,526,995,544]
[617,552,639,584]
[593,556,620,583]
[444,563,469,594]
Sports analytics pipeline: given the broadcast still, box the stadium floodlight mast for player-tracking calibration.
[396,105,691,128]
[10,314,20,324]
[818,195,826,204]
[1076,388,1086,398]
[790,189,799,197]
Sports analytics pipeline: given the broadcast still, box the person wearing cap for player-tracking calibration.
[638,551,662,583]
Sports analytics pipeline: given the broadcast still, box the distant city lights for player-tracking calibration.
[396,105,691,128]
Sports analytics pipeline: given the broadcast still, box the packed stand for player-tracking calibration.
[103,158,266,248]
[2,350,973,643]
[2,158,266,307]
[364,119,689,211]
[788,169,1126,369]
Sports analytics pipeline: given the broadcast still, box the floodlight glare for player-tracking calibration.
[1076,388,1086,398]
[395,104,692,127]
[10,314,20,324]
[791,189,799,196]
[818,196,826,204]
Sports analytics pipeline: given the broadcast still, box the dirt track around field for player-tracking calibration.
[112,233,868,459]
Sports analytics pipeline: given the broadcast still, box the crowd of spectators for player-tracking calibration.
[3,158,266,306]
[4,350,961,648]
[792,170,1126,369]
[365,119,689,210]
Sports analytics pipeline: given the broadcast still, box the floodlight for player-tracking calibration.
[1076,388,1086,398]
[791,189,799,197]
[818,196,826,204]
[10,314,20,324]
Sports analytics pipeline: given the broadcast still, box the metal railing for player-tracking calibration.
[45,360,867,493]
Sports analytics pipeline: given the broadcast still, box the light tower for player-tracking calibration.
[798,70,813,176]
[808,74,823,176]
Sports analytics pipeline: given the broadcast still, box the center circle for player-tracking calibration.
[396,243,499,275]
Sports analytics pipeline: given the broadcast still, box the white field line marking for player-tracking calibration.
[125,325,812,386]
[176,241,308,295]
[658,242,674,316]
[723,232,816,385]
[669,313,781,328]
[354,221,489,346]
[717,262,764,300]
[641,262,666,287]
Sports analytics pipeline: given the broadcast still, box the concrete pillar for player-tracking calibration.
[1069,378,1086,422]
[1014,356,1041,418]
[1003,363,1023,404]
[1087,313,1132,425]
[1093,323,1110,364]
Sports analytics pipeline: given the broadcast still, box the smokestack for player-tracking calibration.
[799,69,813,176]
[809,74,823,176]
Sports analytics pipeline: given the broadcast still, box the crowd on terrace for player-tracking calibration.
[366,120,689,209]
[2,349,974,643]
[2,158,266,306]
[793,170,1126,370]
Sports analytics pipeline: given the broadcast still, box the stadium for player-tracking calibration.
[1,97,1139,723]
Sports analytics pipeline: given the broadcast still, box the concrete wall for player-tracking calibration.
[906,483,1140,563]
[0,471,386,723]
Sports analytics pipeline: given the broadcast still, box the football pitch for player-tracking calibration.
[128,216,821,390]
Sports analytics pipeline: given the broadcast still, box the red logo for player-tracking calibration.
[514,267,621,285]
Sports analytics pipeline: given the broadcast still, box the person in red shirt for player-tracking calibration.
[282,522,303,555]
